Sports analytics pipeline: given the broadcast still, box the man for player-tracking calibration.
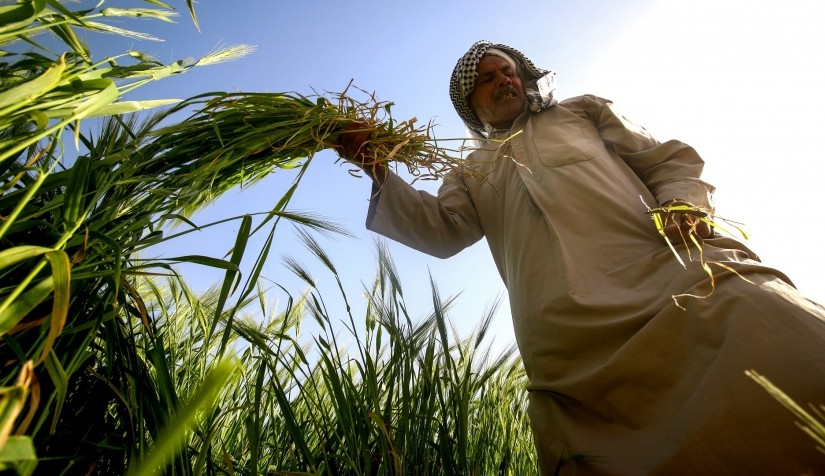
[338,40,825,474]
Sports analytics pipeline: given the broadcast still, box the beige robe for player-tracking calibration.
[367,95,825,475]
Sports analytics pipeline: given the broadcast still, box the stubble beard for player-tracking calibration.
[480,88,526,130]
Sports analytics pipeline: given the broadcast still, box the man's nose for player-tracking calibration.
[493,71,511,86]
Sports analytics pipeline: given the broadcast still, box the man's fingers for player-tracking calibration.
[335,123,375,164]
[695,220,713,239]
[663,221,684,242]
[662,213,713,242]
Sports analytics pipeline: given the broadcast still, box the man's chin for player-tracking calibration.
[493,105,526,126]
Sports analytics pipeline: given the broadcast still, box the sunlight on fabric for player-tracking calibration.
[574,0,825,304]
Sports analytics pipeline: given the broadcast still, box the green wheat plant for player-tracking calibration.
[0,1,257,472]
[130,239,539,475]
[139,84,477,216]
[0,2,513,473]
[0,0,254,166]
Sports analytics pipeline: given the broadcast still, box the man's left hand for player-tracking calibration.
[660,201,713,243]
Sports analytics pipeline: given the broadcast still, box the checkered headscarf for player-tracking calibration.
[449,40,556,137]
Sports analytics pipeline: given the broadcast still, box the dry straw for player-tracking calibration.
[644,198,752,306]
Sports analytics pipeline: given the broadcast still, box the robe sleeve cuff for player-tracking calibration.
[655,178,715,211]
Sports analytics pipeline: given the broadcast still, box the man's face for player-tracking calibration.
[468,55,525,131]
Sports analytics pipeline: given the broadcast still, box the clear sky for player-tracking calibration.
[103,0,825,348]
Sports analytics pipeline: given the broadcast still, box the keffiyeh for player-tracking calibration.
[449,40,557,136]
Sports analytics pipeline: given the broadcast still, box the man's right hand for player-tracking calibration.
[334,122,388,184]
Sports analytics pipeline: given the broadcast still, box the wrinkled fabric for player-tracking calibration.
[366,95,825,475]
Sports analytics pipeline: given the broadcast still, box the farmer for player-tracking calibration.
[337,40,825,474]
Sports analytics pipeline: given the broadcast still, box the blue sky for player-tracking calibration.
[90,0,825,348]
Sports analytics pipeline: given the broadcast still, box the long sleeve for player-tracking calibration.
[562,94,716,209]
[365,171,484,259]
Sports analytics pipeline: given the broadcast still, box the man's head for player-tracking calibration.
[467,52,525,131]
[449,41,554,136]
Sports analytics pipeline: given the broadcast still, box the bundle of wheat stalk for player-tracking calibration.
[644,199,752,306]
[141,86,474,215]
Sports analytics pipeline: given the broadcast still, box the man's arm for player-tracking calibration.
[335,123,484,258]
[563,95,715,241]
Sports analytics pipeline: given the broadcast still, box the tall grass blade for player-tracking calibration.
[746,370,825,454]
[128,359,238,476]
[36,250,70,365]
[211,215,251,351]
[42,350,67,434]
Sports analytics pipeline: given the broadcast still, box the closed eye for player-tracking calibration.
[478,73,494,84]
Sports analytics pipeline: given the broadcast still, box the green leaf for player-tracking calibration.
[62,154,91,229]
[212,215,251,350]
[0,246,52,270]
[68,78,119,118]
[26,110,48,129]
[0,276,53,336]
[42,0,83,21]
[127,359,237,476]
[185,0,200,31]
[148,339,179,410]
[0,383,27,449]
[89,99,181,116]
[43,350,68,434]
[0,436,37,476]
[163,255,241,272]
[157,213,200,230]
[45,22,90,61]
[38,250,70,365]
[0,56,66,113]
[100,8,178,23]
[0,0,46,35]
